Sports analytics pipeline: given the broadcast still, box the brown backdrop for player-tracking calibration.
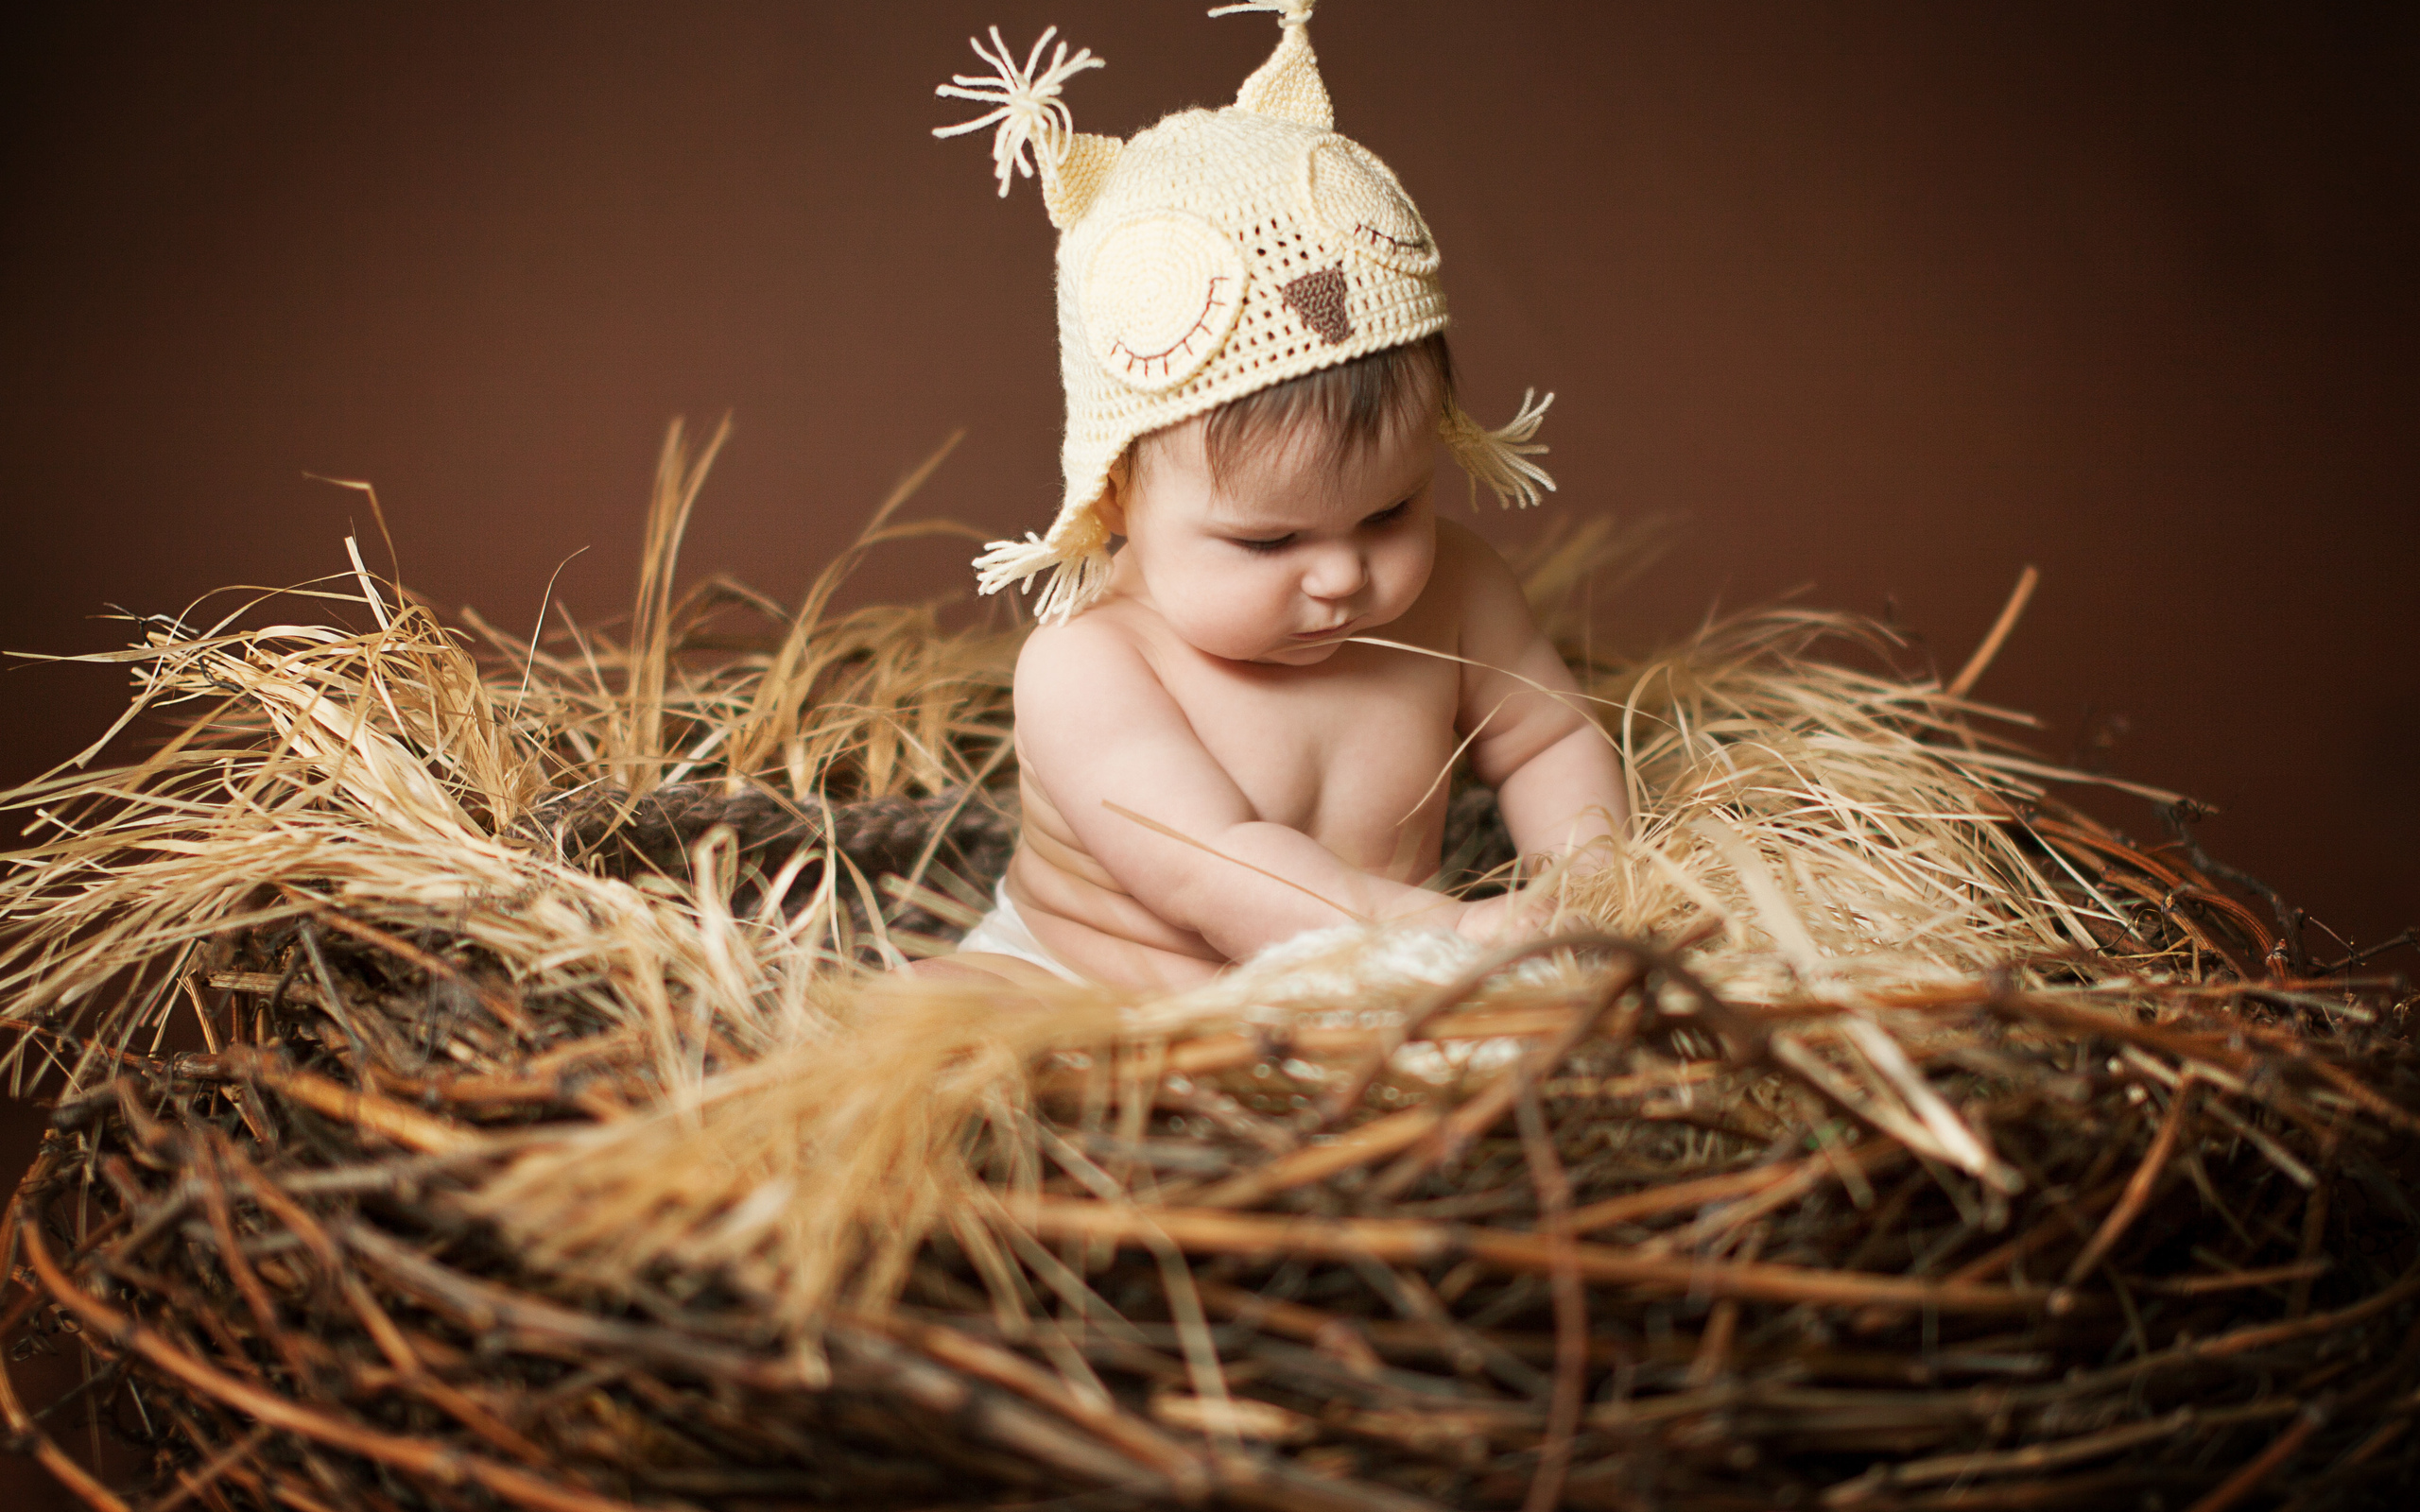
[1,2,2412,1497]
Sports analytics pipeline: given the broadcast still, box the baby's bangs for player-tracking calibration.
[1198,334,1456,488]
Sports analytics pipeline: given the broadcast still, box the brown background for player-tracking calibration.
[0,2,2412,1499]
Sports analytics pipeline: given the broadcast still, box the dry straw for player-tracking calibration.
[2,427,2413,1510]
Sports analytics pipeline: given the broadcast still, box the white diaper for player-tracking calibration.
[955,881,1089,983]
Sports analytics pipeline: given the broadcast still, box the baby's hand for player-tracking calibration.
[1454,887,1555,944]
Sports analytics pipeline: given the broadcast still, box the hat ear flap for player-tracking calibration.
[1043,132,1124,229]
[1223,3,1333,129]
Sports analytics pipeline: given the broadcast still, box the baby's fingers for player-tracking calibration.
[1454,895,1511,941]
[1455,888,1553,943]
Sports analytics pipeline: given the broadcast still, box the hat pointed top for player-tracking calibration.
[1042,132,1124,228]
[1214,1,1333,129]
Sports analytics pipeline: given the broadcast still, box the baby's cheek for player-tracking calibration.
[1229,578,1292,652]
[1172,561,1271,657]
[1377,537,1437,616]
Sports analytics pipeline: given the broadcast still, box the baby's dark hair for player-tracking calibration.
[1138,333,1455,488]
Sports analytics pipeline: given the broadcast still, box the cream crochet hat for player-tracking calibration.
[936,0,1556,622]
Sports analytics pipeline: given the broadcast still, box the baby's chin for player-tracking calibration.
[1168,626,1350,666]
[1167,607,1398,665]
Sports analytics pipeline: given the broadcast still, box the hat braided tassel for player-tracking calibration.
[932,26,1103,197]
[973,512,1115,623]
[1443,389,1558,510]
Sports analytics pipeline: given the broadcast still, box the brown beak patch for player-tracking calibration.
[1280,265,1353,345]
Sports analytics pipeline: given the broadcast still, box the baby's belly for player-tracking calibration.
[1001,726,1458,990]
[1005,782,1231,991]
[1210,724,1459,874]
[999,640,1464,988]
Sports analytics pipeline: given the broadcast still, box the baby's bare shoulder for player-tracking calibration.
[1437,512,1515,565]
[1425,517,1531,628]
[1013,606,1167,719]
[1019,608,1135,680]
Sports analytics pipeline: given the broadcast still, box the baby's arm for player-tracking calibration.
[1014,620,1469,961]
[1447,523,1630,862]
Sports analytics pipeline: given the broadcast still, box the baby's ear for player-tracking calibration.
[1095,455,1132,536]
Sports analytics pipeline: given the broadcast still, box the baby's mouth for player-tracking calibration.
[1289,620,1355,642]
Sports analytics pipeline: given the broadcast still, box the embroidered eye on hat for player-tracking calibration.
[935,0,1556,623]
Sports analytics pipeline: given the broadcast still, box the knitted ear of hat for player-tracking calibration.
[935,1,1558,623]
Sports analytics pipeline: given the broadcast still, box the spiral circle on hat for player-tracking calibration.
[1300,138,1439,275]
[1081,210,1251,393]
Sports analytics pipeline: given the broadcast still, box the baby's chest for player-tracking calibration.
[1174,650,1462,852]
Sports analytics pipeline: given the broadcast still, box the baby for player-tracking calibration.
[929,3,1626,989]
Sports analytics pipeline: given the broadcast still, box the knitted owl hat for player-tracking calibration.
[936,0,1556,623]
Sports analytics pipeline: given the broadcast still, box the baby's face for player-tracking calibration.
[1110,414,1438,667]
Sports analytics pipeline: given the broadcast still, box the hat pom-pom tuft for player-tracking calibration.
[933,26,1104,198]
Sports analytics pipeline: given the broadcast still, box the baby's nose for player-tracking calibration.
[1302,546,1367,601]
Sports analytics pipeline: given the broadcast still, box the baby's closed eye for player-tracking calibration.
[1225,499,1411,554]
[1230,531,1298,555]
